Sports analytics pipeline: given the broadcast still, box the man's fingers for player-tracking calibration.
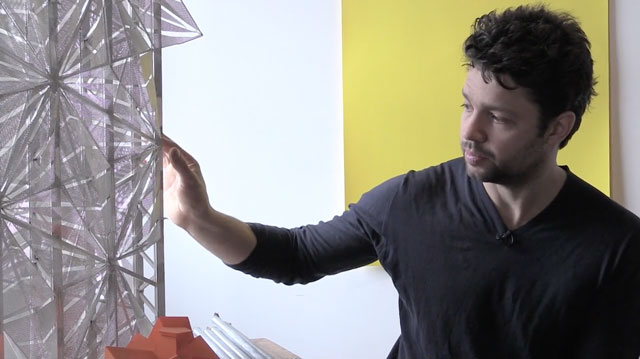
[162,135,179,154]
[162,135,198,164]
[168,147,199,182]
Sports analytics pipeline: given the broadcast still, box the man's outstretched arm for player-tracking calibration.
[162,135,256,265]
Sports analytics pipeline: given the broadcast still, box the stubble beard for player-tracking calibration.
[462,139,547,186]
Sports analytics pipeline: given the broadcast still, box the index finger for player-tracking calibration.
[161,134,197,164]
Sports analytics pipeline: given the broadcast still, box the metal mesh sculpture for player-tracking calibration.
[0,1,200,357]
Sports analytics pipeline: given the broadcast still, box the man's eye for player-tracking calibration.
[491,113,508,124]
[461,103,471,111]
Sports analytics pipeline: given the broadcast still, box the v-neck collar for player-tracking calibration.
[468,166,572,239]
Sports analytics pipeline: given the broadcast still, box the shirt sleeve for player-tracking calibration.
[227,174,403,285]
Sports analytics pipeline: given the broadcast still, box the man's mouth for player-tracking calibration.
[464,148,490,166]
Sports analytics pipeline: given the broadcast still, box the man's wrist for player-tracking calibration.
[183,205,217,236]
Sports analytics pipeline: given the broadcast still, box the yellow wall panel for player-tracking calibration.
[343,0,610,206]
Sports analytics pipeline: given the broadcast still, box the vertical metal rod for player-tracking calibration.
[47,1,65,357]
[130,1,146,330]
[152,0,166,317]
[26,14,36,359]
[103,0,119,348]
[78,4,98,358]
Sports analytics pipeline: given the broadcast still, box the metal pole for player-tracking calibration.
[46,1,66,357]
[152,0,166,318]
[210,314,272,359]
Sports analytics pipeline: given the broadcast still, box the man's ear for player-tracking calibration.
[544,111,576,147]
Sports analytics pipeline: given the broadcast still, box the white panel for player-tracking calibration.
[162,1,400,358]
[610,0,640,215]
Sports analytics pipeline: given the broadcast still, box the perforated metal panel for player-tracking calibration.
[0,1,200,357]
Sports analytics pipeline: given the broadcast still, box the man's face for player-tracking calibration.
[460,67,550,185]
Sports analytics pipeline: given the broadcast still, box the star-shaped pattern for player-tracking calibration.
[0,1,200,357]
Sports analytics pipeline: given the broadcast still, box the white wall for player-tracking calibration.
[162,1,639,358]
[161,1,399,358]
[610,0,640,215]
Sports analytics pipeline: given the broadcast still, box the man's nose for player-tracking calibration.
[461,112,488,143]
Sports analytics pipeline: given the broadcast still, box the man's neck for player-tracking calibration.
[483,163,567,230]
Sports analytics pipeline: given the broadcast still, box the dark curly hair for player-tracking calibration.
[463,4,596,148]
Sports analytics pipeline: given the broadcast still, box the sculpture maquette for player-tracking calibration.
[0,1,200,357]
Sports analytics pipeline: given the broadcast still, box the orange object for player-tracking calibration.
[105,317,218,359]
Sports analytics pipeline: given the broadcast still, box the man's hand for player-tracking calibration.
[162,135,212,232]
[161,135,257,265]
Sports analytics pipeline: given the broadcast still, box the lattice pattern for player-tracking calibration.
[0,1,200,358]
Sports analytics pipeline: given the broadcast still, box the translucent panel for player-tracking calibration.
[0,1,200,358]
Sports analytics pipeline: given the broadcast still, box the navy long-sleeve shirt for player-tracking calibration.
[231,158,640,358]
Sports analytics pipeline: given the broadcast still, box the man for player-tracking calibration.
[163,4,640,359]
